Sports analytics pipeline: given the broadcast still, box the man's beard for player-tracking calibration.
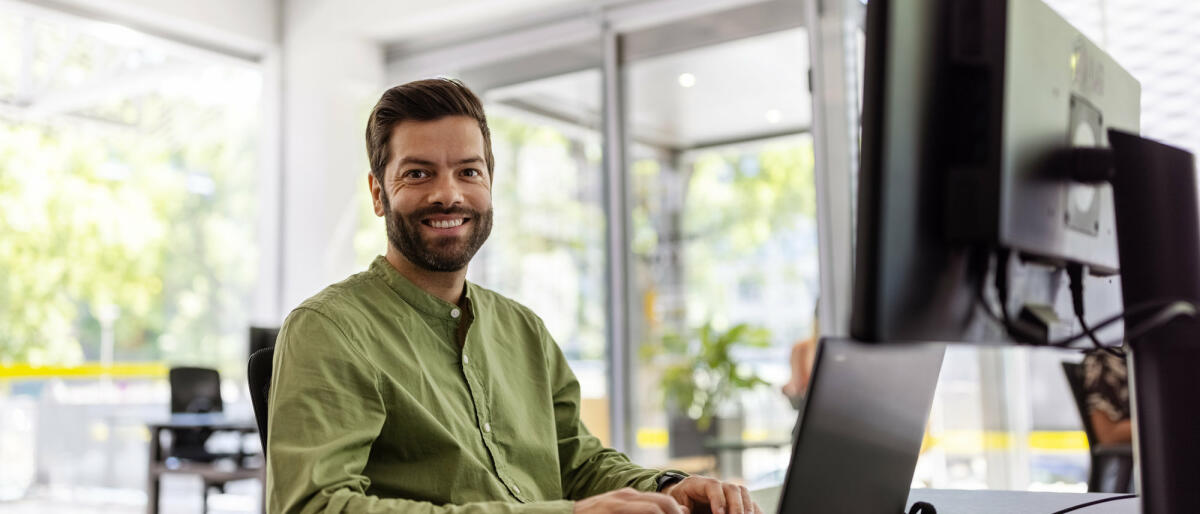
[383,198,493,272]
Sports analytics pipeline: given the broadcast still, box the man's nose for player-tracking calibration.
[426,170,465,206]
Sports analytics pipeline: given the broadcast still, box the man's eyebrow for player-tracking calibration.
[397,156,436,167]
[396,156,484,167]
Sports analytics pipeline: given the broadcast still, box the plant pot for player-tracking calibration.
[668,413,719,459]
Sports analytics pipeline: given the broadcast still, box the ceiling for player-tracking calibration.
[627,28,810,149]
[290,0,618,47]
[483,27,810,151]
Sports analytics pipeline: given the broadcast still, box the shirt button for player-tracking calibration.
[462,355,470,365]
[513,485,520,494]
[450,308,461,318]
[483,422,491,433]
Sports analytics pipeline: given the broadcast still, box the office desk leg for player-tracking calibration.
[147,472,159,514]
[147,427,161,514]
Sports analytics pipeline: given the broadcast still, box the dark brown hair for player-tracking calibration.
[365,77,493,183]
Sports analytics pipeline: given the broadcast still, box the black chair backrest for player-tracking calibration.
[248,346,274,451]
[169,367,223,414]
[249,326,280,357]
[1061,361,1098,449]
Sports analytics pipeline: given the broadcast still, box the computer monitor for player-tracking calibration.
[851,0,1138,344]
[850,1,1200,511]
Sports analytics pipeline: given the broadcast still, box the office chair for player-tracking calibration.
[165,366,245,511]
[247,346,274,452]
[168,367,224,461]
[1061,361,1135,493]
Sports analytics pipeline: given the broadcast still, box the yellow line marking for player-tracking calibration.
[0,362,168,379]
[638,427,1091,452]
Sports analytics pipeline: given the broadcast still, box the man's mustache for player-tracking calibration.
[408,206,480,219]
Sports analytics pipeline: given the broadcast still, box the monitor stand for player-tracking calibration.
[1108,129,1200,513]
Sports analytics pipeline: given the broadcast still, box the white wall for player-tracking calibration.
[278,0,386,313]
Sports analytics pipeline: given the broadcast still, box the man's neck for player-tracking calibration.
[384,248,468,305]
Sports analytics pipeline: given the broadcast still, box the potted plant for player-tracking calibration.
[642,321,772,458]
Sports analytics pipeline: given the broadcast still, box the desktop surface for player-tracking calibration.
[753,486,1137,514]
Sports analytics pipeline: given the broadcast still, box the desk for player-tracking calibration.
[145,414,261,514]
[751,485,1138,513]
[703,438,791,479]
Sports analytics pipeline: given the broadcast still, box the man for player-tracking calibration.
[267,78,764,514]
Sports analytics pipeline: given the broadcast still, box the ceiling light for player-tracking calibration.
[678,73,696,88]
[765,109,782,124]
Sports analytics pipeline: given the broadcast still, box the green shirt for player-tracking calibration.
[267,256,671,513]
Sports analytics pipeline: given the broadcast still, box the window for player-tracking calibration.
[473,70,611,414]
[0,6,263,502]
[625,28,818,483]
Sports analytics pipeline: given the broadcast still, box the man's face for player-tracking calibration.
[370,116,493,272]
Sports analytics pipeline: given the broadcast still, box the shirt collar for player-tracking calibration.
[370,255,473,321]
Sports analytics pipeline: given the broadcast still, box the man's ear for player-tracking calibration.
[368,172,385,217]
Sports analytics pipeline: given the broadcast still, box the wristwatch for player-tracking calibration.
[655,471,688,492]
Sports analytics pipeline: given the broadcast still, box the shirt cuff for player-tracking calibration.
[525,500,576,514]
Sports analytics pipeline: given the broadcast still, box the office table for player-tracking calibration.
[751,485,1138,513]
[704,438,791,479]
[145,413,261,514]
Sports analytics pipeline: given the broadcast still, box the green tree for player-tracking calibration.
[0,82,260,373]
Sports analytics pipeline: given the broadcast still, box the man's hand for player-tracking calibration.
[661,476,762,514]
[574,488,688,514]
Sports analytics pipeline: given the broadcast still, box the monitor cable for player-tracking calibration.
[977,248,1197,350]
[906,501,937,514]
[1066,262,1125,358]
[1048,493,1138,514]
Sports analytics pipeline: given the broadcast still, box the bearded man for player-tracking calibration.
[266,78,763,514]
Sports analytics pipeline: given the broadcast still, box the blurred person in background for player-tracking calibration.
[1083,349,1132,445]
[782,307,819,411]
[782,307,818,441]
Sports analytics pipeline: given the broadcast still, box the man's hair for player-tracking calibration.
[365,77,494,184]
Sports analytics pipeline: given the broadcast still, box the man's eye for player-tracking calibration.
[462,168,480,177]
[404,169,429,179]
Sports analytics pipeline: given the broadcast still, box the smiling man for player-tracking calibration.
[266,78,763,514]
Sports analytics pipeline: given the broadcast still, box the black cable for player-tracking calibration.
[1048,493,1137,514]
[906,501,937,514]
[1066,263,1125,358]
[977,249,1197,349]
[995,248,1015,330]
[1045,298,1196,348]
[989,249,1055,343]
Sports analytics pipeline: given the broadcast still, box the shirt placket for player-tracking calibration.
[455,305,528,502]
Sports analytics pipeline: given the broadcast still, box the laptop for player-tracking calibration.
[775,337,946,514]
